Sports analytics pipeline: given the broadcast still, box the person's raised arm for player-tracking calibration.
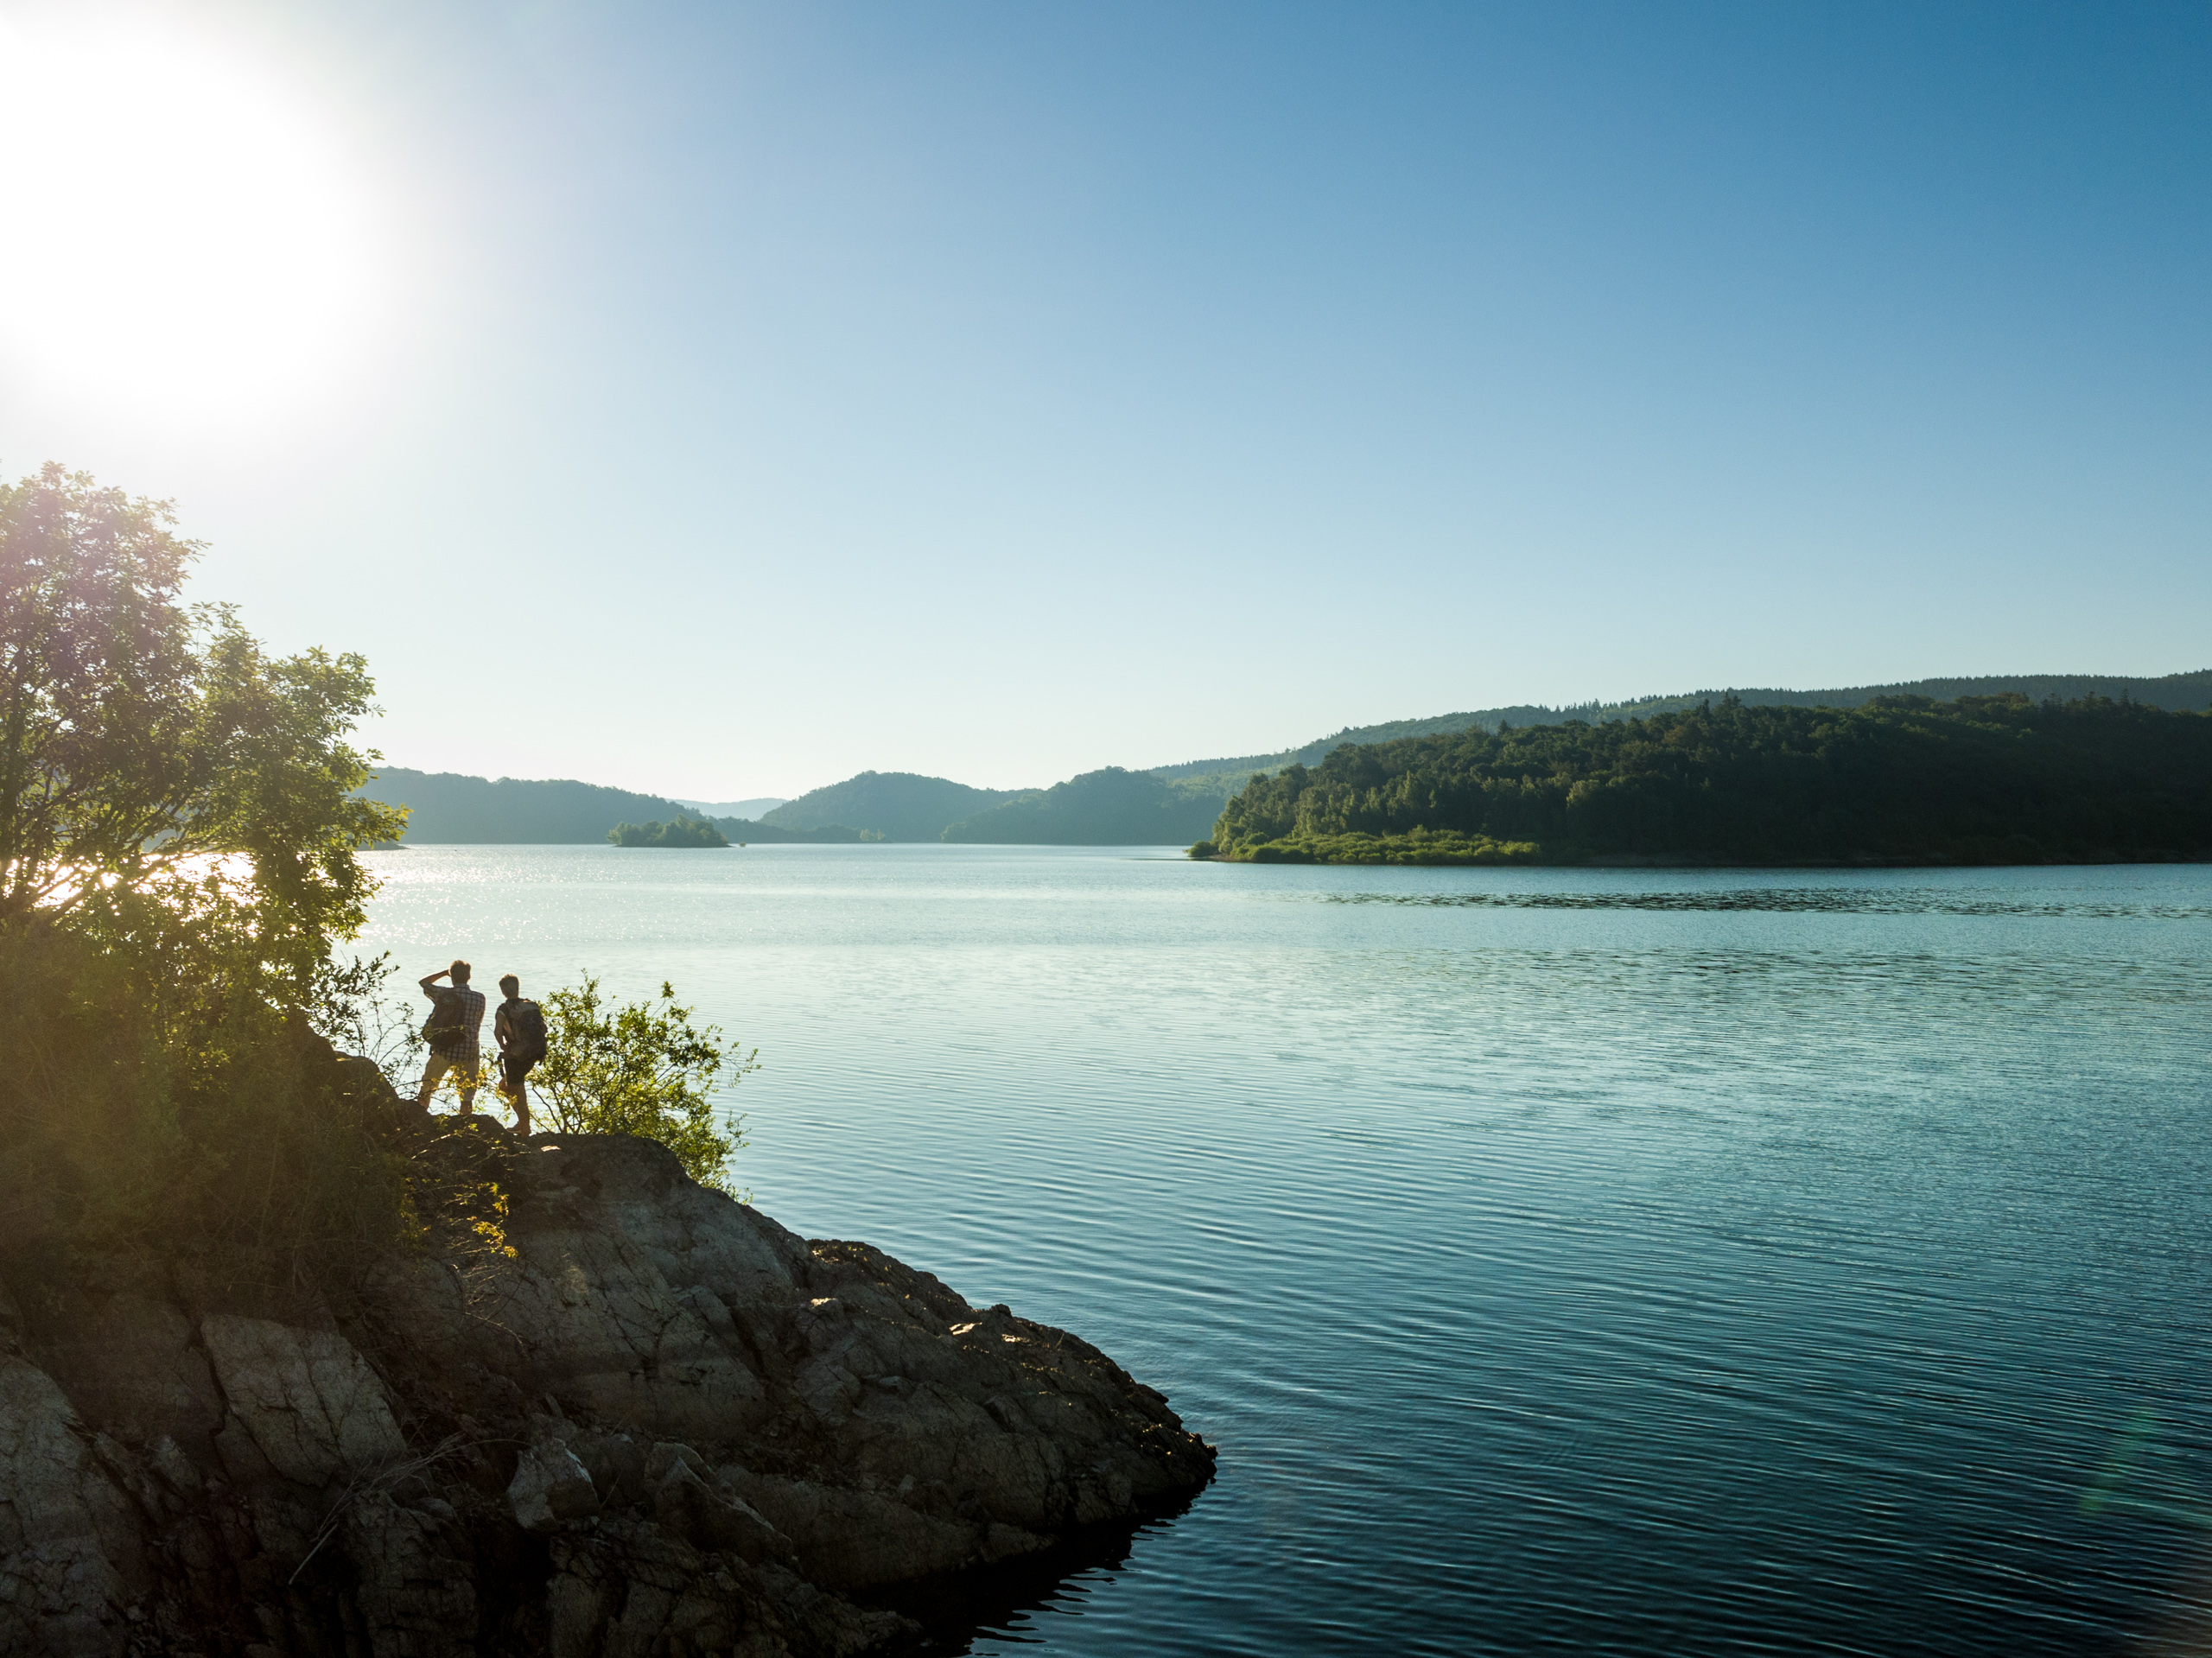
[419,969,448,995]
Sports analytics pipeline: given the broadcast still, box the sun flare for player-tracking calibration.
[0,16,382,419]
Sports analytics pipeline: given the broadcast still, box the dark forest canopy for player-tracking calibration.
[940,767,1224,845]
[1198,696,2212,867]
[1150,668,2212,788]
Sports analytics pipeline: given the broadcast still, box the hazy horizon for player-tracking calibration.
[3,2,2206,798]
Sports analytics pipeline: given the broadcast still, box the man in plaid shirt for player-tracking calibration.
[416,959,488,1111]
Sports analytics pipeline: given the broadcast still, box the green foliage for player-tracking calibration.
[1205,696,2212,866]
[311,950,428,1093]
[1,463,404,1004]
[0,464,421,1280]
[531,975,753,1188]
[607,814,729,848]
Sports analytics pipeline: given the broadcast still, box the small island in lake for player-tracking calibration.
[1193,694,2212,866]
[607,813,730,847]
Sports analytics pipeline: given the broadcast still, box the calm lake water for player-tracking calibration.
[358,845,2212,1655]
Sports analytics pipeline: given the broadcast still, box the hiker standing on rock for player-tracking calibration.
[416,960,486,1111]
[494,974,548,1136]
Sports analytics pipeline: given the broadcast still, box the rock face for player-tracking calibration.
[0,1096,1215,1655]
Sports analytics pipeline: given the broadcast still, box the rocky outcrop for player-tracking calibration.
[0,1086,1215,1655]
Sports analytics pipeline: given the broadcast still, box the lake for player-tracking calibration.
[358,845,2212,1655]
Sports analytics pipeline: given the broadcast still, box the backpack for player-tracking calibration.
[505,999,547,1063]
[421,990,468,1056]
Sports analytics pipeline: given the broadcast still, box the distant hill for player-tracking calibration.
[674,797,786,820]
[361,769,701,843]
[764,772,1025,842]
[1150,669,2212,787]
[359,769,870,844]
[940,768,1224,845]
[371,668,2212,849]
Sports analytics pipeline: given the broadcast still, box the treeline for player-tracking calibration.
[1199,696,2212,866]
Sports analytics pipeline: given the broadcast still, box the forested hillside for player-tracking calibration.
[1152,669,2212,787]
[1200,696,2212,866]
[940,768,1224,845]
[763,771,1024,841]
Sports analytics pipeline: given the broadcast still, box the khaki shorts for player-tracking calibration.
[421,1052,484,1093]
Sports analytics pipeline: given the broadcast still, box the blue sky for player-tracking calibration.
[1,1,2205,797]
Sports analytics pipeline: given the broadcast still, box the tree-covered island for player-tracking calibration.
[1194,696,2212,866]
[607,813,730,847]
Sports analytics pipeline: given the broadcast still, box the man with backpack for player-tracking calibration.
[416,961,487,1111]
[494,974,548,1136]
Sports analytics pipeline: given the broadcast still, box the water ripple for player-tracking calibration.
[359,848,2212,1656]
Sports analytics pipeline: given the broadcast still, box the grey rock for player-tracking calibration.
[650,1456,795,1565]
[0,1358,135,1658]
[509,1443,601,1531]
[199,1316,405,1488]
[8,1126,1214,1655]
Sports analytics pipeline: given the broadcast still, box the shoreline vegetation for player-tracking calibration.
[1192,695,2212,867]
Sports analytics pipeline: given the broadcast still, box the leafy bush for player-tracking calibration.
[531,975,754,1188]
[1,465,405,1001]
